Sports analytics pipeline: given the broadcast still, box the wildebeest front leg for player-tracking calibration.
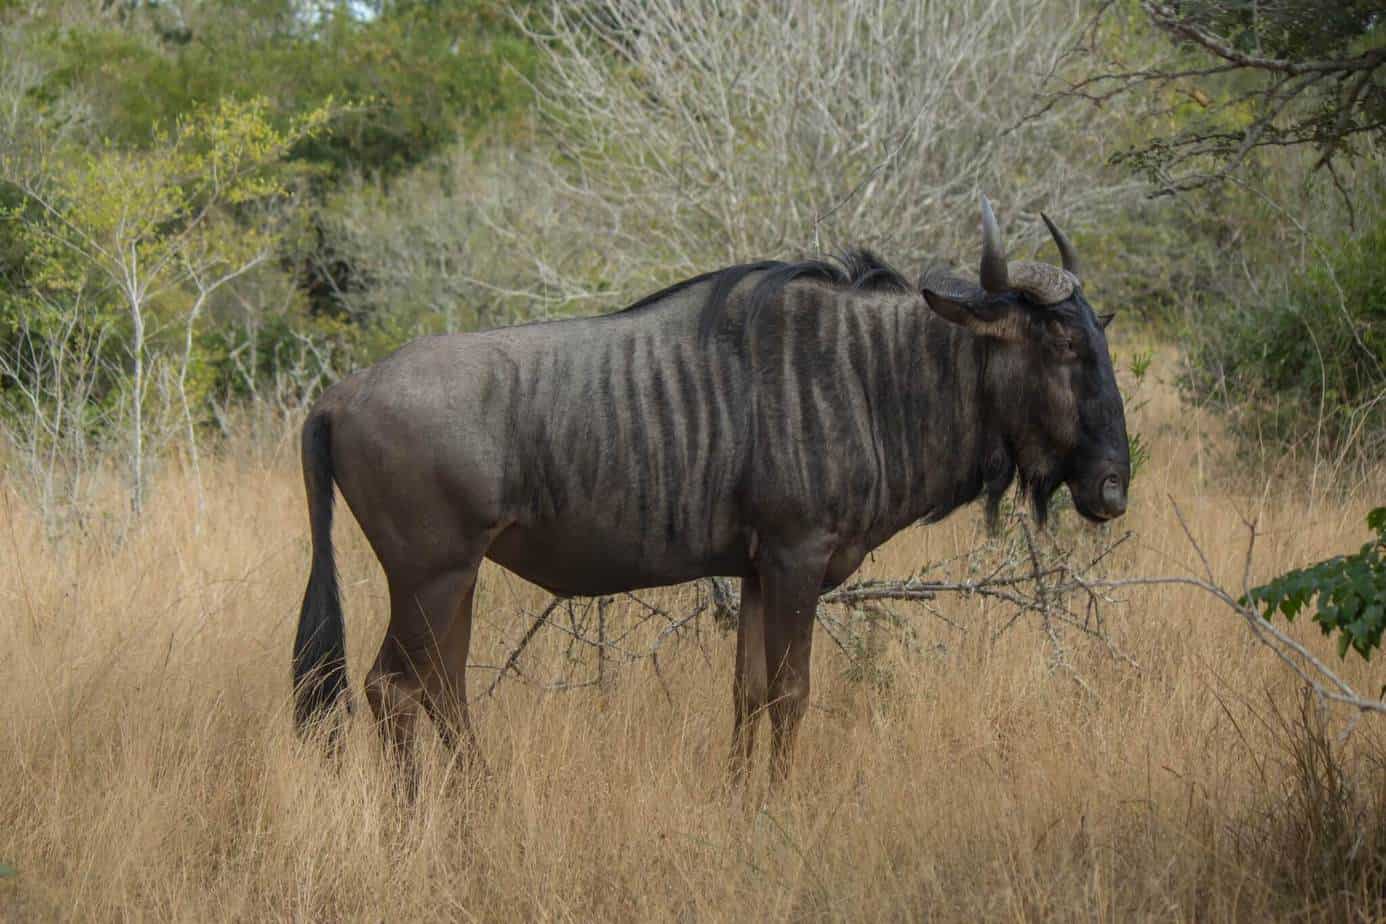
[759,540,831,785]
[729,573,767,786]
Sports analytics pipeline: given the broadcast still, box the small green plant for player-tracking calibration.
[1128,349,1153,383]
[1242,507,1386,660]
[1125,349,1153,480]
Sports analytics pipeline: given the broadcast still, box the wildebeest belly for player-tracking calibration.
[484,521,751,597]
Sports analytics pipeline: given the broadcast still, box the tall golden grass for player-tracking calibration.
[2,349,1383,921]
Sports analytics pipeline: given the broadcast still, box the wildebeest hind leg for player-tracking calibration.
[420,574,489,778]
[366,564,478,780]
[729,573,767,788]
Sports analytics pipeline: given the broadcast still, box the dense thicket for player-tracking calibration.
[1185,209,1386,463]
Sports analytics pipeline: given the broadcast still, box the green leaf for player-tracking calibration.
[1247,507,1386,662]
[0,862,15,878]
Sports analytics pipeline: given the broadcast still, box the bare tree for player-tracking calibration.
[319,0,1155,337]
[327,0,1147,325]
[0,292,113,534]
[481,0,1150,317]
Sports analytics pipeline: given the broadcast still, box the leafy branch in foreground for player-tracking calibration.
[1243,507,1386,660]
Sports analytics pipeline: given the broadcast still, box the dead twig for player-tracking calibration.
[477,507,1143,698]
[481,598,564,699]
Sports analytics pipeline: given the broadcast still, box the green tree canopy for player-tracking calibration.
[9,0,537,177]
[1068,0,1385,192]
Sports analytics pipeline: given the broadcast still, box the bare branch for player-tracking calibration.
[472,497,1382,723]
[1045,0,1386,192]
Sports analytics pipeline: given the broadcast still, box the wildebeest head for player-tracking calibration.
[922,196,1130,526]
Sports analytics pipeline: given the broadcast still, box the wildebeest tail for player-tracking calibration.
[292,410,350,732]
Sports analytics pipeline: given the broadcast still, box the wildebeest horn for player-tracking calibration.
[979,194,1009,293]
[1041,212,1081,281]
[1008,262,1075,305]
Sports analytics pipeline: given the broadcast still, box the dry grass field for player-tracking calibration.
[2,347,1384,922]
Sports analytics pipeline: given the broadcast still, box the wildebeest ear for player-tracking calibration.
[1099,312,1115,330]
[921,288,1020,340]
[921,269,1009,328]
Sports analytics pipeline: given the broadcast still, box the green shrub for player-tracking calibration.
[1244,508,1386,660]
[1182,212,1386,464]
[17,0,538,178]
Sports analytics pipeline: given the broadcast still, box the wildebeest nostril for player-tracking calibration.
[1101,474,1126,515]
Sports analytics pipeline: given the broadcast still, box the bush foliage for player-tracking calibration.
[20,0,537,175]
[1245,508,1386,660]
[1183,207,1386,463]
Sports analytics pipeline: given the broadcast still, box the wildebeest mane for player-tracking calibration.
[613,264,777,317]
[701,249,911,343]
[610,250,911,344]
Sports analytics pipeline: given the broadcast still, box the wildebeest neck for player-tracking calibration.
[738,282,1004,544]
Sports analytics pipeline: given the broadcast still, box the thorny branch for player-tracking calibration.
[476,500,1386,719]
[476,508,1146,700]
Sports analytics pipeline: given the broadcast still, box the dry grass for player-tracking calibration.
[2,347,1384,922]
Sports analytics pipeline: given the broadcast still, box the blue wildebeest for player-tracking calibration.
[292,197,1129,782]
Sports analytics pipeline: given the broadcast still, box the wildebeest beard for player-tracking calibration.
[982,443,1016,535]
[1019,463,1066,529]
[982,443,1066,534]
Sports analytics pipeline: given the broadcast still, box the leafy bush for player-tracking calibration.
[14,0,538,177]
[1182,210,1386,465]
[1244,508,1386,660]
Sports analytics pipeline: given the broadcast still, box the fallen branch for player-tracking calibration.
[481,598,563,699]
[475,507,1141,697]
[472,499,1384,719]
